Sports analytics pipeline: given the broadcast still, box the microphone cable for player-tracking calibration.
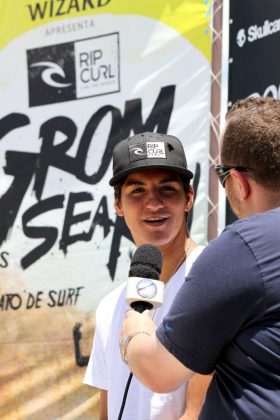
[117,372,133,420]
[117,307,157,420]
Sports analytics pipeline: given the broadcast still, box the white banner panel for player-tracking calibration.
[0,1,212,417]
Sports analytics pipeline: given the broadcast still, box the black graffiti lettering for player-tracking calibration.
[32,85,175,245]
[60,192,93,253]
[75,85,176,185]
[35,107,122,187]
[21,195,65,269]
[75,106,122,183]
[0,251,9,268]
[146,85,175,133]
[113,85,176,143]
[65,288,77,304]
[90,195,112,237]
[0,114,34,245]
[73,322,89,367]
[0,113,30,141]
[26,291,43,309]
[47,287,84,307]
[0,293,22,310]
[122,85,175,134]
[0,85,176,272]
[60,194,114,254]
[107,215,133,279]
[48,290,56,307]
[0,151,38,246]
[1,86,175,242]
[35,117,78,200]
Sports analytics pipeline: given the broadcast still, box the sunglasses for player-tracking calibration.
[215,165,253,187]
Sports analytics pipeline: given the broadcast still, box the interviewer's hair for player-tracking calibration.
[222,96,280,190]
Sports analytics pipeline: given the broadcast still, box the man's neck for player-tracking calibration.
[242,183,280,218]
[159,236,197,284]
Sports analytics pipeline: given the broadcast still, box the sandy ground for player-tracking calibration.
[0,291,100,419]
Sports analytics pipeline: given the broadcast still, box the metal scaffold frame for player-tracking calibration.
[208,0,223,241]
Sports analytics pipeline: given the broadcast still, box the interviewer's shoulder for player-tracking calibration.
[191,229,243,271]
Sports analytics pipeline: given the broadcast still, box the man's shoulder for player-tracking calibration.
[195,228,249,272]
[227,206,280,229]
[225,206,280,247]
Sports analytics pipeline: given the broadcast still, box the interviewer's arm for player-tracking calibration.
[179,374,212,420]
[120,309,195,393]
[99,389,108,420]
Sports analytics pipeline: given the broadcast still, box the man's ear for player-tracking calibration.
[184,185,194,212]
[230,169,250,200]
[114,198,124,217]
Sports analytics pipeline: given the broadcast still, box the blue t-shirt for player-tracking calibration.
[157,207,280,419]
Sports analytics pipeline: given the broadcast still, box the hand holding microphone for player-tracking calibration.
[120,244,163,364]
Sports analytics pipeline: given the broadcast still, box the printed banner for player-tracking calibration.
[228,0,280,103]
[0,1,212,417]
[227,0,280,225]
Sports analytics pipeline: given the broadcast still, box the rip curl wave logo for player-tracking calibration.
[30,62,72,88]
[130,146,145,156]
[27,41,75,107]
[129,143,147,162]
[236,29,246,47]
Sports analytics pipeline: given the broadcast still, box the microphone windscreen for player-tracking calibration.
[129,244,162,280]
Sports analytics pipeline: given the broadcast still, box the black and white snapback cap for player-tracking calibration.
[109,132,193,186]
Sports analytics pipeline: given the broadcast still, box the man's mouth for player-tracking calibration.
[145,217,167,225]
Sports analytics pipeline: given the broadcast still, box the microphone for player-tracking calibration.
[126,244,164,313]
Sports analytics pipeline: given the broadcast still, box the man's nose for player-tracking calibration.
[145,190,163,209]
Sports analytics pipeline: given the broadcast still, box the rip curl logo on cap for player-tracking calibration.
[130,146,146,156]
[129,142,166,162]
[146,142,166,158]
[129,143,147,162]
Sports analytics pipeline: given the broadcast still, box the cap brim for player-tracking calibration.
[109,164,193,186]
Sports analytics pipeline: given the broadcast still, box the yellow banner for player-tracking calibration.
[0,0,212,59]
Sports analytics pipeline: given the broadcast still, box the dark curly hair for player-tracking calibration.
[222,96,280,191]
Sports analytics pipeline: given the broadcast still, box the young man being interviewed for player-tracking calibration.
[121,97,280,420]
[84,132,211,419]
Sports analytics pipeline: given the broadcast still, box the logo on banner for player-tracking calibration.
[30,61,72,88]
[236,29,246,47]
[236,18,280,47]
[27,33,120,106]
